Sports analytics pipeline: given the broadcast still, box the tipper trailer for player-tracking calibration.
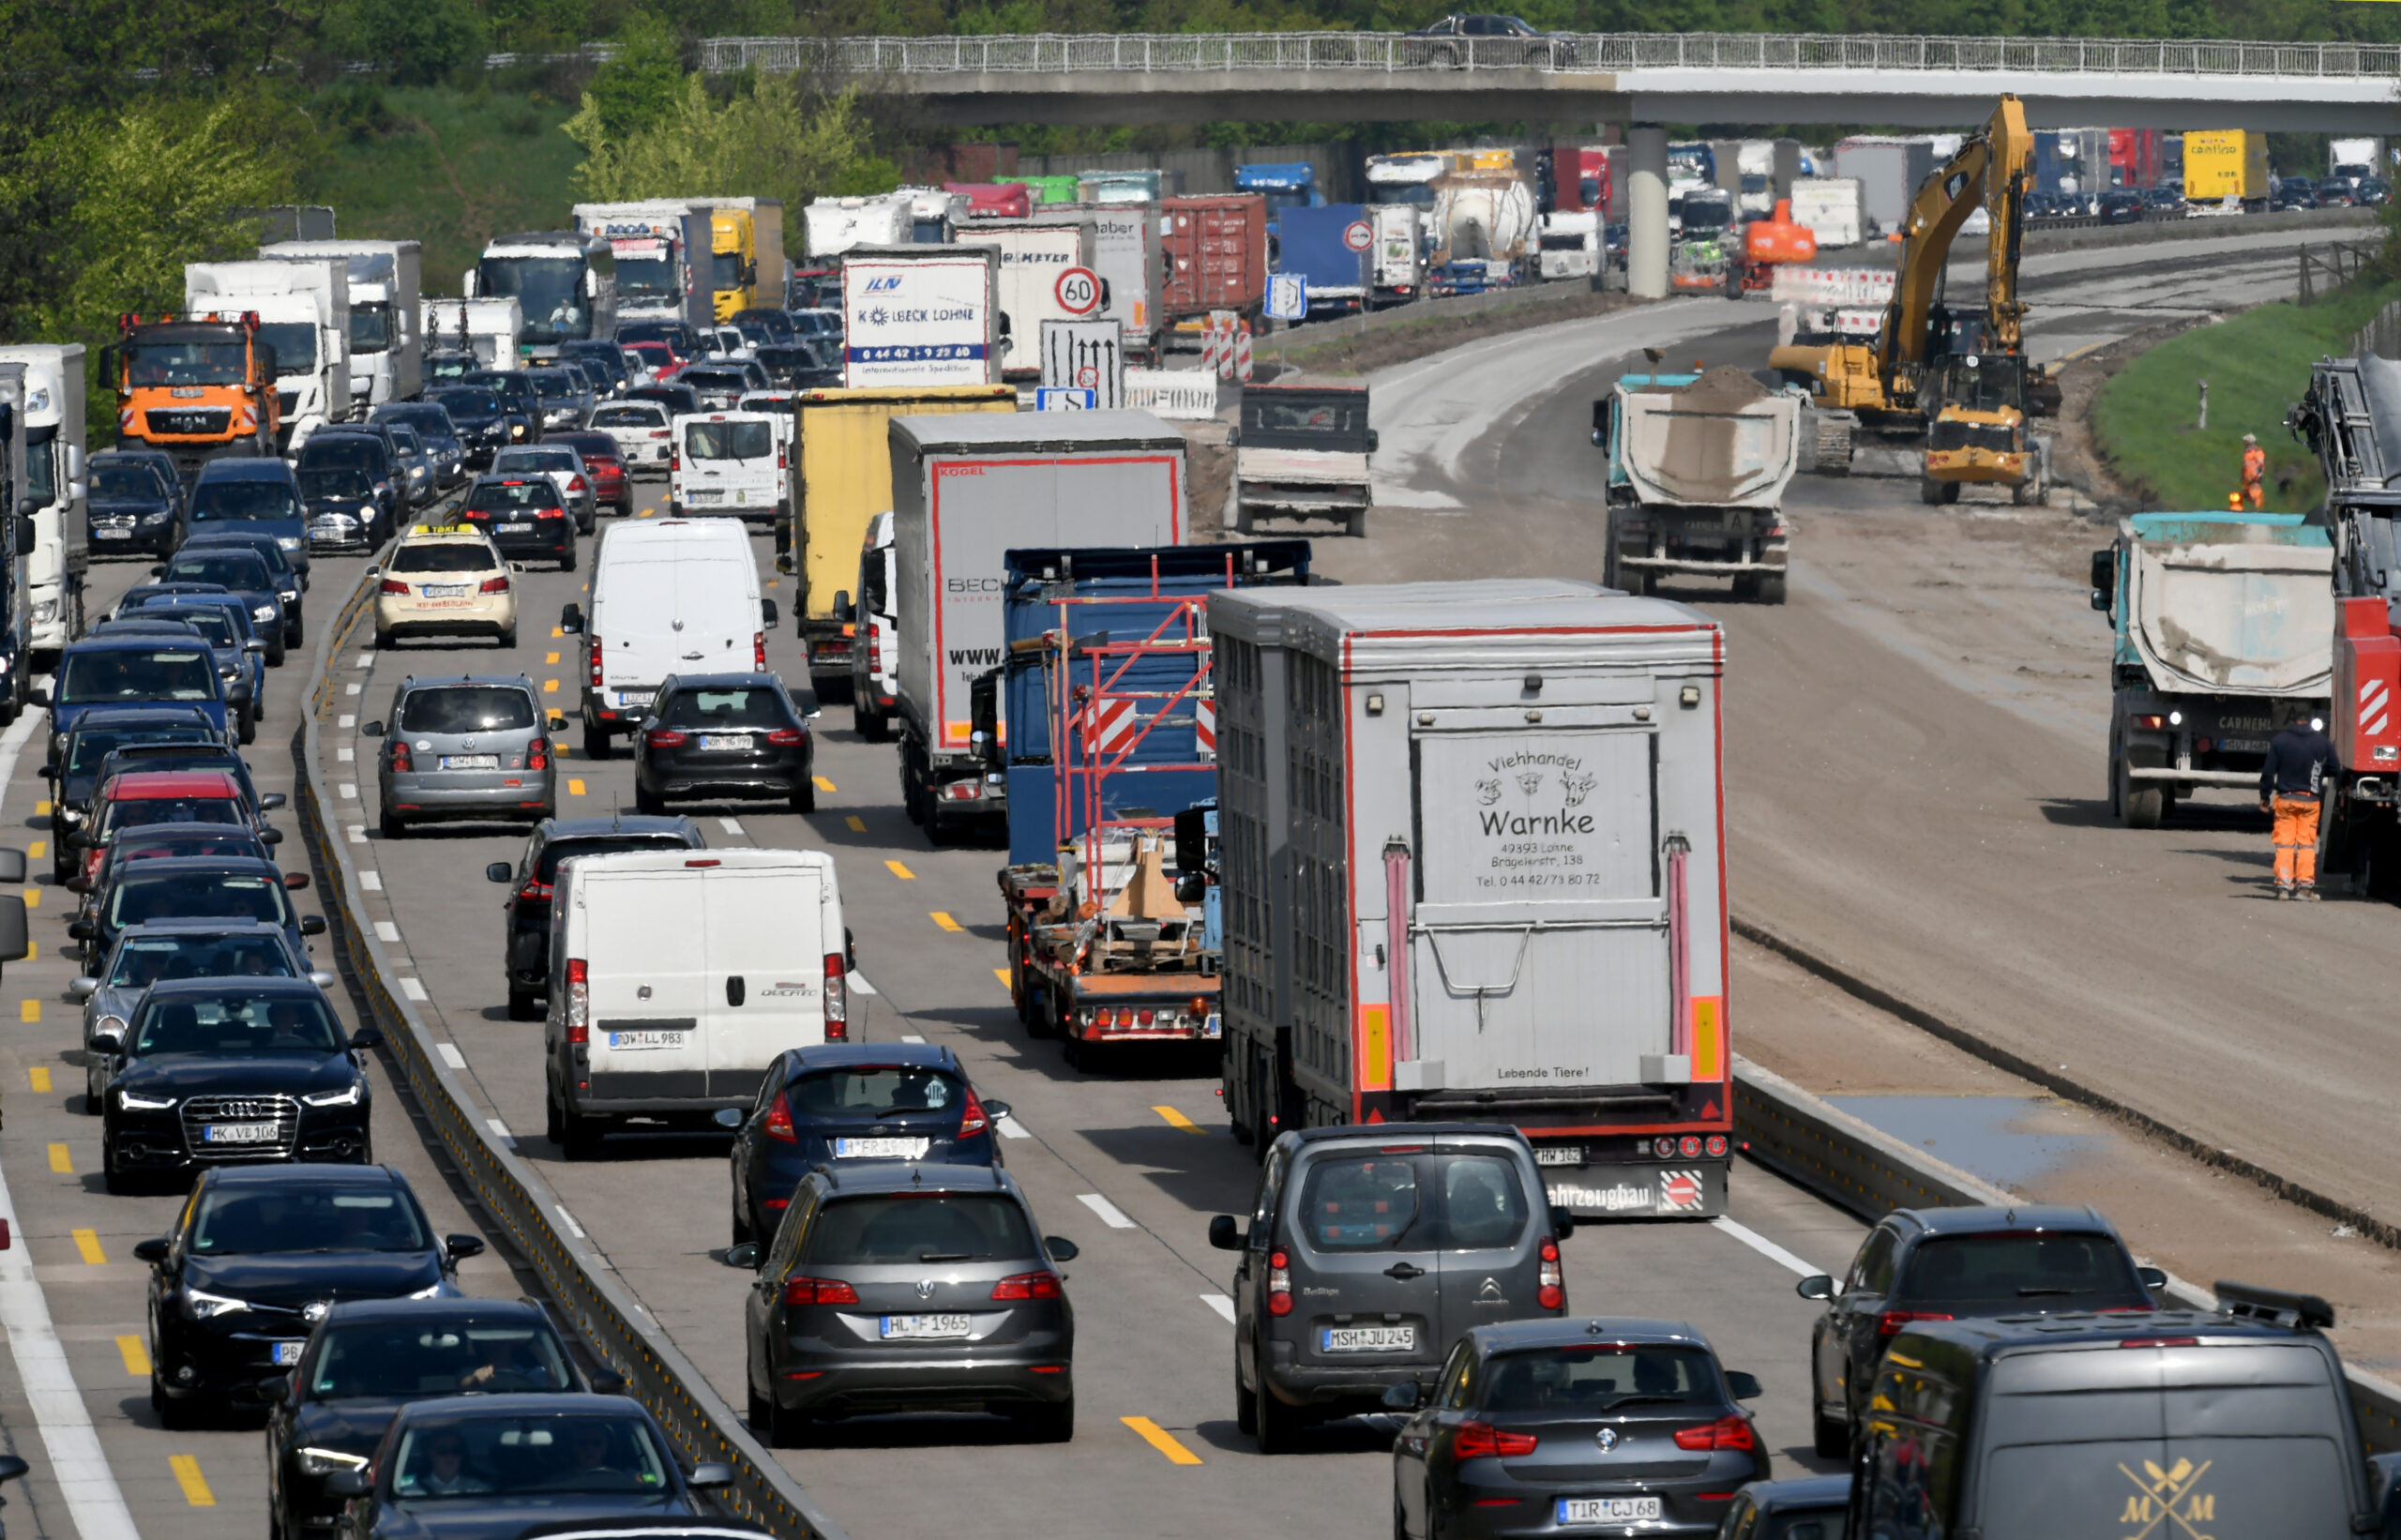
[1593,366,1801,601]
[1208,580,1735,1217]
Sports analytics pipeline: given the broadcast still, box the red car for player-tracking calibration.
[70,770,276,888]
[623,340,681,382]
[542,430,634,518]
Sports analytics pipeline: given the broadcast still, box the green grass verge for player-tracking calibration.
[2091,279,2400,514]
[296,86,581,299]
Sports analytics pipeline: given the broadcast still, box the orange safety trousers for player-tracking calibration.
[2273,794,2321,888]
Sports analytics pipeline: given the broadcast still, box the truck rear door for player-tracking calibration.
[701,863,826,1098]
[585,869,709,1100]
[1279,1145,1442,1375]
[1404,710,1670,1091]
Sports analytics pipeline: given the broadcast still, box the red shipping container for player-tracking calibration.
[2107,128,2160,189]
[945,182,1032,219]
[1160,194,1270,319]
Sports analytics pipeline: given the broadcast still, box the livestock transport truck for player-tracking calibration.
[988,542,1312,1064]
[1593,366,1801,602]
[1209,579,1736,1218]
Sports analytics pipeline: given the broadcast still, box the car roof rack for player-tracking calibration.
[2214,1279,2334,1330]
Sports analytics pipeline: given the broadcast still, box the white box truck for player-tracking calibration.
[573,201,712,329]
[1030,204,1164,358]
[421,297,522,379]
[888,410,1186,841]
[1788,179,1865,249]
[0,345,86,657]
[186,260,351,451]
[839,245,1004,389]
[1209,580,1737,1217]
[543,847,848,1158]
[259,240,423,406]
[1370,204,1424,306]
[808,193,915,259]
[953,219,1098,380]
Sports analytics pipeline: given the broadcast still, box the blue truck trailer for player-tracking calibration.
[1275,204,1375,319]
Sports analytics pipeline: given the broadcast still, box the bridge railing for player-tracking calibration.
[695,31,2401,78]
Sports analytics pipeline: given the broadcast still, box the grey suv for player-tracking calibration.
[727,1163,1080,1446]
[363,676,556,838]
[1211,1124,1572,1453]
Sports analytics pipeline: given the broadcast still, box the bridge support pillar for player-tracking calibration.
[1774,138,1803,205]
[1628,124,1669,300]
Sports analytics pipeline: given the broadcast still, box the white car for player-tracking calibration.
[617,348,656,388]
[697,325,755,362]
[587,400,674,471]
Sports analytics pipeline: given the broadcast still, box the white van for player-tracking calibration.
[543,847,848,1158]
[563,519,775,759]
[845,510,898,741]
[669,411,787,524]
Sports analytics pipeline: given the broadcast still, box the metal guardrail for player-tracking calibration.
[294,565,847,1540]
[696,30,2401,78]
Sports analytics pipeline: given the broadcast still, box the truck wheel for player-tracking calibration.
[901,760,927,825]
[1232,502,1255,535]
[1758,573,1787,605]
[2117,756,2165,830]
[1919,476,1944,506]
[582,721,611,761]
[1732,573,1759,600]
[1623,567,1651,597]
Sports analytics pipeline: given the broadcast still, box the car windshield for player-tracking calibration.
[102,829,262,868]
[189,480,300,521]
[1244,395,1370,448]
[1898,1232,2142,1305]
[59,649,217,703]
[131,989,340,1055]
[110,871,289,929]
[476,257,590,344]
[1481,1345,1720,1413]
[389,543,500,574]
[1295,1153,1528,1251]
[466,481,562,513]
[101,795,240,837]
[299,467,376,500]
[685,420,774,460]
[162,553,271,591]
[378,406,449,435]
[534,836,693,884]
[91,465,167,500]
[301,438,381,473]
[808,1193,1036,1264]
[757,346,823,372]
[389,1412,672,1499]
[389,427,423,454]
[310,1321,574,1399]
[128,341,246,386]
[108,931,294,987]
[399,687,535,734]
[529,372,579,401]
[189,1182,423,1253]
[144,610,234,647]
[68,726,209,775]
[430,390,503,422]
[591,406,665,429]
[660,687,786,729]
[786,1066,959,1118]
[683,370,748,396]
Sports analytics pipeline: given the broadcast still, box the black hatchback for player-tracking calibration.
[459,476,576,569]
[633,672,817,814]
[1389,1319,1768,1540]
[481,813,706,1019]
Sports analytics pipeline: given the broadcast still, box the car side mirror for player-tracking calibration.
[761,598,778,627]
[725,1242,762,1270]
[260,828,283,846]
[91,1031,121,1055]
[283,872,310,890]
[1549,1205,1576,1240]
[486,863,513,883]
[131,1237,168,1264]
[2137,1265,2168,1290]
[26,688,46,708]
[1726,1369,1763,1400]
[1796,1273,1836,1302]
[1367,429,1381,453]
[445,1234,486,1261]
[148,566,164,577]
[1045,1235,1080,1262]
[300,914,326,936]
[712,1107,744,1129]
[589,1370,627,1395]
[984,1099,1010,1121]
[0,848,24,886]
[324,1471,370,1499]
[349,1025,385,1051]
[256,1375,291,1405]
[833,591,853,622]
[68,976,98,1001]
[1208,1215,1245,1251]
[67,921,92,943]
[560,603,584,635]
[244,640,265,654]
[310,972,337,989]
[67,831,93,850]
[260,792,287,811]
[687,1462,734,1489]
[38,762,55,779]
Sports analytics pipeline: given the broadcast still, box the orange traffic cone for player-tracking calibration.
[2227,491,2243,510]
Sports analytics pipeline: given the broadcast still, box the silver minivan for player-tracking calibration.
[365,675,556,837]
[1211,1124,1572,1453]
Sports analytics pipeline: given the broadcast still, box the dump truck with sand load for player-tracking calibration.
[1593,366,1799,602]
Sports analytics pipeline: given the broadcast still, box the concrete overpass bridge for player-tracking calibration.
[700,31,2401,131]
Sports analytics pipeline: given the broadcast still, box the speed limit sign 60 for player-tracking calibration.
[1055,266,1102,315]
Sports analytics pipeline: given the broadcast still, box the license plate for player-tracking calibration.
[834,1137,930,1159]
[606,1030,686,1050]
[440,754,500,771]
[688,490,724,503]
[499,522,533,534]
[422,584,468,598]
[1203,1012,1222,1039]
[96,527,129,538]
[880,1314,972,1339]
[1320,1325,1414,1353]
[615,689,655,707]
[2220,737,2270,754]
[271,1340,307,1366]
[202,1121,279,1144]
[1558,1498,1662,1526]
[1535,1145,1585,1167]
[700,734,749,751]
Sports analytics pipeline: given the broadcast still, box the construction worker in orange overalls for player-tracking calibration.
[2259,714,2337,899]
[2241,432,2267,510]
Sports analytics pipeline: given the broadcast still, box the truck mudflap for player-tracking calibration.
[1542,1158,1729,1219]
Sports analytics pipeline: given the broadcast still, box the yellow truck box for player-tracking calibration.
[2184,130,2268,204]
[782,383,1019,694]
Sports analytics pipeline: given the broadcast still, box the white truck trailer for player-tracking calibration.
[952,219,1099,380]
[1209,580,1736,1216]
[259,240,422,406]
[187,260,351,450]
[421,298,522,375]
[1370,204,1424,306]
[1030,204,1164,358]
[888,411,1187,842]
[0,346,86,657]
[838,245,1004,390]
[807,193,916,259]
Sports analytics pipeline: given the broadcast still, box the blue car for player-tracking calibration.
[86,453,185,556]
[150,546,286,664]
[175,529,305,647]
[40,634,234,772]
[187,458,310,580]
[85,614,258,744]
[720,1042,1011,1246]
[137,596,267,723]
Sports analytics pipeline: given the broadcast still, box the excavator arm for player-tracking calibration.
[1878,95,2032,403]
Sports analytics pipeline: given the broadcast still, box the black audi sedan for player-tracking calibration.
[1387,1319,1769,1540]
[632,673,817,816]
[265,1298,594,1540]
[457,475,576,570]
[481,813,705,1019]
[97,976,376,1192]
[134,1164,483,1427]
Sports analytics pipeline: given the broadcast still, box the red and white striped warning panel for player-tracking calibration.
[2363,676,2390,739]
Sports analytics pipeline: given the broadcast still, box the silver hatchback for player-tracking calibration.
[366,675,556,838]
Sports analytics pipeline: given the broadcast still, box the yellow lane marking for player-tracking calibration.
[18,1001,35,1022]
[994,967,1011,989]
[884,860,914,881]
[23,943,33,961]
[845,816,866,833]
[26,1066,47,1094]
[546,651,561,664]
[543,680,559,694]
[72,1229,105,1264]
[26,840,41,860]
[1122,1416,1204,1465]
[47,1143,70,1172]
[813,776,836,793]
[170,1454,215,1506]
[34,801,47,817]
[1154,1106,1205,1134]
[551,627,564,639]
[116,1336,149,1376]
[931,912,963,932]
[21,889,33,909]
[567,779,586,796]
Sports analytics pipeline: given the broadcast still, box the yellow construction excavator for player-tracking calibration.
[1769,96,2041,505]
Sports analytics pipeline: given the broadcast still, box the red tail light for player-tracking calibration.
[1538,1236,1565,1311]
[379,578,408,595]
[671,450,679,473]
[567,476,587,493]
[1673,1414,1757,1452]
[781,1276,858,1306]
[989,1270,1062,1301]
[589,637,603,688]
[516,880,552,902]
[564,959,588,1043]
[958,1087,989,1140]
[1267,1249,1292,1316]
[526,738,549,771]
[1455,1422,1539,1458]
[823,953,847,1039]
[1877,1309,1955,1340]
[479,576,509,594]
[389,740,413,773]
[765,728,803,746]
[764,1090,796,1141]
[753,630,766,670]
[646,729,687,747]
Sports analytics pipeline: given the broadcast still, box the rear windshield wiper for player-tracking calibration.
[918,1252,974,1263]
[1593,1394,1689,1412]
[2016,1286,2079,1296]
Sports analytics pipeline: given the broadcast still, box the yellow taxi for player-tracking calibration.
[373,523,519,650]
